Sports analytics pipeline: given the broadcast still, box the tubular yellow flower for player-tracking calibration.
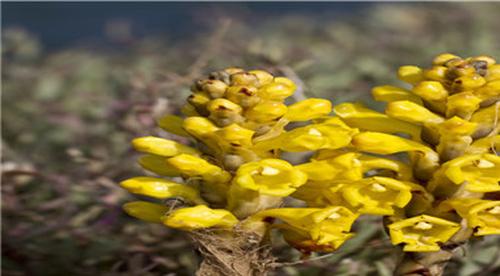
[372,85,423,104]
[123,201,169,223]
[132,136,200,157]
[225,85,260,108]
[466,135,500,154]
[233,159,307,196]
[440,199,500,236]
[182,116,219,138]
[120,176,206,204]
[284,98,332,122]
[138,154,180,177]
[280,123,356,152]
[352,132,439,180]
[249,207,358,253]
[157,114,190,137]
[412,81,448,102]
[385,100,444,125]
[446,92,482,119]
[248,70,274,85]
[358,155,413,180]
[443,154,499,193]
[340,177,413,215]
[258,77,296,101]
[207,98,244,126]
[244,101,287,122]
[214,123,254,149]
[163,205,239,231]
[388,215,460,252]
[334,102,421,139]
[167,154,231,184]
[397,66,424,85]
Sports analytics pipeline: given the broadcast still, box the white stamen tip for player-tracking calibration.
[414,221,433,230]
[487,206,500,214]
[371,183,387,192]
[261,166,280,176]
[308,128,322,136]
[476,159,495,168]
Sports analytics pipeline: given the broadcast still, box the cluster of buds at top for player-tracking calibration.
[121,55,499,257]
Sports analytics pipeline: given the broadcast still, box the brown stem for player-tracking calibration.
[192,228,275,276]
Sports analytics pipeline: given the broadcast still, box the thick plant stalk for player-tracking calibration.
[192,229,274,276]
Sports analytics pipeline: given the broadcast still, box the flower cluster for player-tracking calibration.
[335,53,499,251]
[121,55,499,263]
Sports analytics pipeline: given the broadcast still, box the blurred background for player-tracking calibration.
[2,2,500,276]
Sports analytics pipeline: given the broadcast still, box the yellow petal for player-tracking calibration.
[386,101,444,125]
[440,199,500,236]
[120,176,206,204]
[432,53,460,65]
[372,85,422,104]
[138,154,180,177]
[466,135,500,154]
[284,98,332,122]
[132,136,199,157]
[234,159,308,196]
[123,201,168,223]
[163,205,238,230]
[412,81,448,101]
[259,77,296,100]
[446,92,482,119]
[340,177,413,215]
[397,66,424,85]
[183,116,219,138]
[157,115,189,137]
[444,154,500,193]
[245,101,287,122]
[167,154,231,184]
[249,70,274,86]
[280,123,356,152]
[388,215,460,252]
[334,102,421,139]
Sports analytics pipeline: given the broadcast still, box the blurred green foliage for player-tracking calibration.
[2,3,500,275]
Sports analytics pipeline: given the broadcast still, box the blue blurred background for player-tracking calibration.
[3,2,368,49]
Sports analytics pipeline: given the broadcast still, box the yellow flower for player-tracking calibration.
[435,116,477,161]
[429,154,500,193]
[206,98,244,126]
[292,180,346,207]
[334,102,421,139]
[167,154,231,184]
[123,201,169,223]
[163,205,239,231]
[258,77,296,101]
[466,135,500,154]
[138,154,180,177]
[412,80,449,102]
[385,100,444,125]
[440,199,500,236]
[279,123,356,152]
[132,136,199,157]
[157,115,189,137]
[284,98,332,122]
[358,155,413,181]
[340,177,413,215]
[233,159,307,196]
[352,132,439,180]
[388,215,460,252]
[397,66,424,85]
[249,207,358,253]
[244,101,287,122]
[120,176,206,204]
